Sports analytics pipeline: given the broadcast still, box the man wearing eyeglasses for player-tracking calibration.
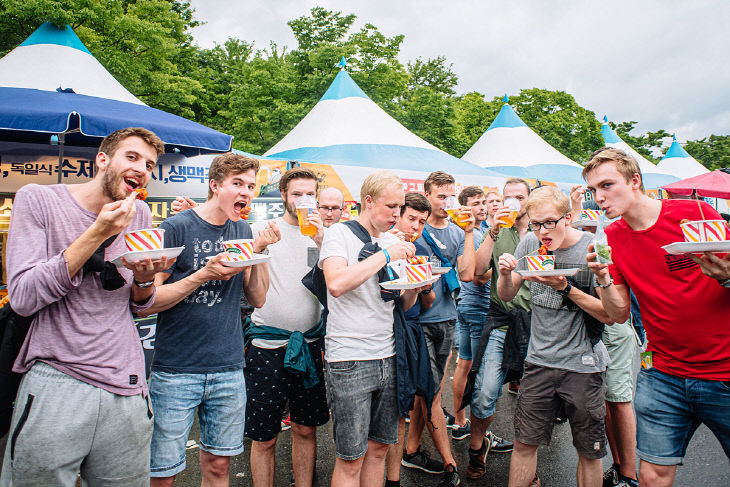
[318,187,345,227]
[497,186,612,487]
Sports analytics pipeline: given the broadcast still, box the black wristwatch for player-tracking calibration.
[421,288,432,295]
[557,282,572,297]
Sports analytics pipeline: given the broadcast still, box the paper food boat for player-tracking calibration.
[405,263,433,284]
[524,255,555,272]
[580,209,604,221]
[680,220,728,243]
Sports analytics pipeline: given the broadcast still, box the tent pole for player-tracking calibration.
[56,133,65,185]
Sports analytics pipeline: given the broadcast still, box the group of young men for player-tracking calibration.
[1,127,728,487]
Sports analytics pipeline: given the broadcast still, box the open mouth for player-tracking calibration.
[234,201,246,212]
[540,238,553,249]
[123,176,141,191]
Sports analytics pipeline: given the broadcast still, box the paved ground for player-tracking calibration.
[1,356,728,486]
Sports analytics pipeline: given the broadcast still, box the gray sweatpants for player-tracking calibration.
[0,362,153,487]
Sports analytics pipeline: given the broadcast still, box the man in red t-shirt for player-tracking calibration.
[583,147,730,487]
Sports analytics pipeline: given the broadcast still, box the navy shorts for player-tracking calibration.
[244,338,329,442]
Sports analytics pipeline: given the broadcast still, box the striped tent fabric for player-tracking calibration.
[461,95,585,184]
[657,134,710,179]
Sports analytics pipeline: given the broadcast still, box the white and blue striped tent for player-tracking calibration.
[265,68,507,194]
[461,96,585,184]
[657,135,709,180]
[0,22,143,105]
[600,116,678,188]
[0,23,232,155]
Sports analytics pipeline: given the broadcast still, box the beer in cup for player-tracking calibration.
[444,196,470,229]
[295,195,317,237]
[499,198,521,228]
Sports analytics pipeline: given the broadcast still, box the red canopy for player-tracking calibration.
[661,169,730,199]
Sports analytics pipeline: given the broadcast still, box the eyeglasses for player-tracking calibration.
[318,205,342,213]
[528,214,567,231]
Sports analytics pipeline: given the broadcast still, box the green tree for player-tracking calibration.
[611,122,670,163]
[684,135,730,171]
[406,56,458,95]
[507,89,603,163]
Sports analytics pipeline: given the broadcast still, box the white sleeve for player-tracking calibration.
[318,224,350,268]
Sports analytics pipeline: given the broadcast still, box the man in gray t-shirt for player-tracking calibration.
[496,186,612,487]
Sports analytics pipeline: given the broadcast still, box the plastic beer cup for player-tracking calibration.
[295,195,317,237]
[499,198,521,228]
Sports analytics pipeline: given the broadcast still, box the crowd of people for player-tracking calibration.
[1,127,729,487]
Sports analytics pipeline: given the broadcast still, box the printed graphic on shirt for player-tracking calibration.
[184,236,228,307]
[664,254,697,272]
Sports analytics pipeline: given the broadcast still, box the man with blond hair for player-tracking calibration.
[498,186,612,487]
[319,170,421,487]
[584,148,730,487]
[1,128,171,486]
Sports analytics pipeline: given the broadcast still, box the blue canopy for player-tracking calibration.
[0,87,232,156]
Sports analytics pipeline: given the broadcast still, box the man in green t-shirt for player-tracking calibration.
[465,178,532,480]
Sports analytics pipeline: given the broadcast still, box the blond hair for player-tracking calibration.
[583,147,644,192]
[360,170,403,202]
[525,186,570,216]
[424,171,455,193]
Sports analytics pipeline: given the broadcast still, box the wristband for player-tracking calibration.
[382,248,391,264]
[489,230,498,242]
[596,276,614,288]
[133,278,155,288]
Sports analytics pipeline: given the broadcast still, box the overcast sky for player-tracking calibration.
[189,0,729,144]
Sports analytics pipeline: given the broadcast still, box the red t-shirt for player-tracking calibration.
[606,199,730,380]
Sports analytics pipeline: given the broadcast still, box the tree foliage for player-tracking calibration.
[0,2,726,169]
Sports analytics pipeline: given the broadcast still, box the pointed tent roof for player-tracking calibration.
[461,96,585,183]
[0,22,143,105]
[656,134,709,179]
[600,116,677,188]
[0,23,232,154]
[265,70,499,176]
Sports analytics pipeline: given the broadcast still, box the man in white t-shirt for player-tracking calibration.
[245,167,328,487]
[319,170,420,487]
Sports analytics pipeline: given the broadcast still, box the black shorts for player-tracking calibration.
[514,363,607,459]
[244,338,329,441]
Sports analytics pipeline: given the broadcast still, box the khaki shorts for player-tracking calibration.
[602,320,638,402]
[514,363,607,460]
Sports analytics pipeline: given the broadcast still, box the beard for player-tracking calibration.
[283,198,297,218]
[101,164,127,201]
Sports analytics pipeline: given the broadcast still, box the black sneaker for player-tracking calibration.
[443,407,456,428]
[437,464,460,487]
[616,474,639,487]
[451,420,471,440]
[401,448,445,474]
[486,430,513,453]
[603,466,619,487]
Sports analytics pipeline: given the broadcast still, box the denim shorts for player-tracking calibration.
[149,369,246,477]
[634,367,730,465]
[324,357,399,460]
[471,328,507,419]
[456,305,487,361]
